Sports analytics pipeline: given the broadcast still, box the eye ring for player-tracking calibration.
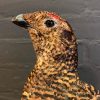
[44,19,55,27]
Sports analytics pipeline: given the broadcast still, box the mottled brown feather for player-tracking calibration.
[12,11,100,100]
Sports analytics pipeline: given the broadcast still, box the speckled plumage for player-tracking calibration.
[12,11,100,100]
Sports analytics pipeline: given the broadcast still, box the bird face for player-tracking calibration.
[12,11,75,55]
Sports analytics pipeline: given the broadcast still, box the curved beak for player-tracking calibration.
[12,14,30,28]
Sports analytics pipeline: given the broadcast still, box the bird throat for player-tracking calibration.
[33,41,79,85]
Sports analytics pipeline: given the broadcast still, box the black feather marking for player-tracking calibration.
[38,32,43,37]
[53,54,68,62]
[62,30,73,41]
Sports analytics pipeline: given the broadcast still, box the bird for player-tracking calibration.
[12,11,100,100]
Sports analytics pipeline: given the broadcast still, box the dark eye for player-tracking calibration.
[45,20,55,27]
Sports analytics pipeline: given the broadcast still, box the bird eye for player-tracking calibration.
[45,20,55,27]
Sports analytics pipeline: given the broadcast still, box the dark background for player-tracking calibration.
[0,0,100,100]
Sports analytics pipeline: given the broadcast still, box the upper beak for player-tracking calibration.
[12,14,30,28]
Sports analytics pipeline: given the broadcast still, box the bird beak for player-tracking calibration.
[12,14,30,28]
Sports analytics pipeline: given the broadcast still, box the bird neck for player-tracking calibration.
[34,42,78,77]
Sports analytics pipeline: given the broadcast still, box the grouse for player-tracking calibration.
[12,11,100,100]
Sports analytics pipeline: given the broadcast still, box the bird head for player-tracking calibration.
[12,11,77,66]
